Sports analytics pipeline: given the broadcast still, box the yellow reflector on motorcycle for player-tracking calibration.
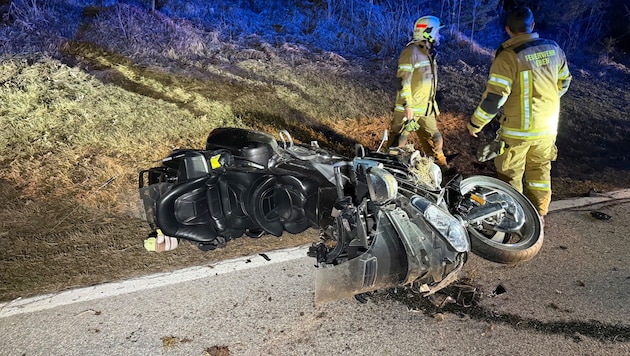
[210,154,223,169]
[470,194,486,205]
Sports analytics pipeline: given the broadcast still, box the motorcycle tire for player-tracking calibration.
[459,176,543,264]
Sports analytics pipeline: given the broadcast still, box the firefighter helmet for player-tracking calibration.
[413,16,445,43]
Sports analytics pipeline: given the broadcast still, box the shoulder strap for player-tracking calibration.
[495,45,505,57]
[512,39,558,54]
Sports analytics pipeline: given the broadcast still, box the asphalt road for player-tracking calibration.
[1,190,629,356]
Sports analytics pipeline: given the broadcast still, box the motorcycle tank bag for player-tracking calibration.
[205,128,279,168]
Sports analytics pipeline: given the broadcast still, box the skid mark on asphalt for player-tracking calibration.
[381,287,630,343]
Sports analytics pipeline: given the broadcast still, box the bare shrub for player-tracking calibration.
[312,0,431,58]
[535,0,609,55]
[0,0,65,55]
[440,0,501,42]
[7,0,48,30]
[441,31,494,66]
[78,2,205,62]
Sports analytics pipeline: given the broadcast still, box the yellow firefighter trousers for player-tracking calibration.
[387,112,446,165]
[494,136,558,216]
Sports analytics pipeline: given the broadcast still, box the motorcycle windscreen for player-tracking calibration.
[315,212,408,305]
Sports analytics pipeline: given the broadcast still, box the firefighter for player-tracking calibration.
[388,15,448,168]
[467,6,572,223]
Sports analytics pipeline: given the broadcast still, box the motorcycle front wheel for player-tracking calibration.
[459,176,543,264]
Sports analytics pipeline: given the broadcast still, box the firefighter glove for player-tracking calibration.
[476,139,506,162]
[403,118,420,133]
[467,121,481,137]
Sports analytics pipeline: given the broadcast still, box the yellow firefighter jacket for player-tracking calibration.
[394,41,439,117]
[470,33,572,140]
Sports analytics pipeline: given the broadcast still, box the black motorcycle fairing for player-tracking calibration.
[314,200,468,304]
[304,186,339,232]
[145,137,344,242]
[275,175,318,234]
[139,150,216,232]
[270,149,356,230]
[155,175,218,243]
[315,208,408,305]
[245,175,286,236]
[217,169,269,231]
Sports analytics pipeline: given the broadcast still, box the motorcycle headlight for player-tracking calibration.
[411,196,469,252]
[366,167,398,204]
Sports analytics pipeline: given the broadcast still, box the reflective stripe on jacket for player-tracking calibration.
[394,41,439,116]
[471,33,572,140]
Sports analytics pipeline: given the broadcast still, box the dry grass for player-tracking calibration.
[0,17,396,302]
[1,4,629,302]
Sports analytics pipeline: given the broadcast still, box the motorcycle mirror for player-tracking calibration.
[355,144,366,158]
[278,130,294,149]
[377,130,388,152]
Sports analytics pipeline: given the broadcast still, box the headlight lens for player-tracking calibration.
[412,197,469,252]
[366,167,398,204]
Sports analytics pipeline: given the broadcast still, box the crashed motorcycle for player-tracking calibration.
[139,127,543,305]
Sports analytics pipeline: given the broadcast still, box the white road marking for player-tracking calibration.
[549,189,630,211]
[0,245,310,318]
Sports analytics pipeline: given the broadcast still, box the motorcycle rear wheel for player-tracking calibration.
[459,176,543,264]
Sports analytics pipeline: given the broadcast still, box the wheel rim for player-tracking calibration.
[460,176,542,250]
